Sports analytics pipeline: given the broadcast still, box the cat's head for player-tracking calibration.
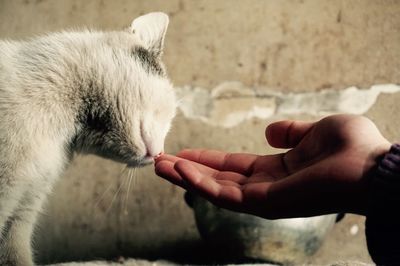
[73,12,176,167]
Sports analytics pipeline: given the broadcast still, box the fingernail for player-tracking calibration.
[154,152,164,160]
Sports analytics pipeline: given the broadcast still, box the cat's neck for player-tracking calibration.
[2,35,108,152]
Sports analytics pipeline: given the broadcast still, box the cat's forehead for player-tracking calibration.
[138,75,176,111]
[143,76,175,101]
[101,32,165,77]
[101,32,136,47]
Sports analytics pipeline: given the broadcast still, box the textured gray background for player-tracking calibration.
[0,0,399,265]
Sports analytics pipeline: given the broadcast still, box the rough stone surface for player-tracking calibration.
[0,0,399,265]
[1,0,399,91]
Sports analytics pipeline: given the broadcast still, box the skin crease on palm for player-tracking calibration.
[154,114,391,219]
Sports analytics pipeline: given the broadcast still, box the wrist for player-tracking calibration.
[365,143,400,264]
[347,141,391,216]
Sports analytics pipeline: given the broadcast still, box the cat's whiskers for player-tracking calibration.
[134,167,138,187]
[123,168,135,215]
[104,165,132,214]
[93,166,128,210]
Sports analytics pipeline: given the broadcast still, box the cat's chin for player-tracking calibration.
[127,157,154,168]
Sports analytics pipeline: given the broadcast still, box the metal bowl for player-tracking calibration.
[187,193,337,264]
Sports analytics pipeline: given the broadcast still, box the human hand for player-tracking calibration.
[155,115,391,219]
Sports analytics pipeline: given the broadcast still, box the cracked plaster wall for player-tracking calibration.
[177,82,400,128]
[0,0,400,265]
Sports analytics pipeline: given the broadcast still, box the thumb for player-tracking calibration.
[265,120,315,149]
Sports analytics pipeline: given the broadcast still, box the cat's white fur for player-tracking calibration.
[0,12,176,265]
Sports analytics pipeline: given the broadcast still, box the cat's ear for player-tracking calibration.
[130,12,169,58]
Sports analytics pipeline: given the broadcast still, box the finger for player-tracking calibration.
[265,120,315,149]
[174,160,245,209]
[177,149,258,175]
[174,160,221,197]
[156,153,247,183]
[154,160,187,189]
[155,153,181,164]
[251,154,290,179]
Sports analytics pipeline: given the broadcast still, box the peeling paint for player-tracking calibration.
[176,82,400,128]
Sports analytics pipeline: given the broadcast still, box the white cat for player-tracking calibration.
[0,12,176,266]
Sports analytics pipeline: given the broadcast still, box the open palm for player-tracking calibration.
[155,115,390,219]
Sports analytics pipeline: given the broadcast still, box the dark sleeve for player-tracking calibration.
[365,143,400,265]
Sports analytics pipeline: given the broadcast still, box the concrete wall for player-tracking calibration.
[0,0,399,264]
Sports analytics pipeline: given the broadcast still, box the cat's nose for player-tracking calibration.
[145,150,163,159]
[143,137,163,159]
